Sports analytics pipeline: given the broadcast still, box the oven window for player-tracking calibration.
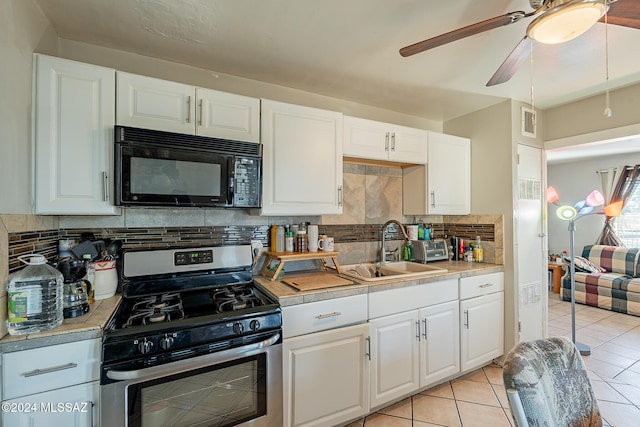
[127,354,267,427]
[131,157,221,196]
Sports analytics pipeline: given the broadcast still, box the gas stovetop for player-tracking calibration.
[102,246,281,371]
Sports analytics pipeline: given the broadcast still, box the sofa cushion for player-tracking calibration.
[574,272,631,290]
[581,245,640,277]
[563,255,607,273]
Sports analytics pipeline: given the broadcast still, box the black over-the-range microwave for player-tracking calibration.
[114,126,262,208]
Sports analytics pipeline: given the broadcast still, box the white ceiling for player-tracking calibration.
[33,0,640,123]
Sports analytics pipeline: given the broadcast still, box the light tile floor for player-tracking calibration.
[345,294,640,426]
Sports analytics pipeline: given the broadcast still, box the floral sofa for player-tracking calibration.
[561,245,640,316]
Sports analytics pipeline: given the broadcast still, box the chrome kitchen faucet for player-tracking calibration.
[380,220,410,263]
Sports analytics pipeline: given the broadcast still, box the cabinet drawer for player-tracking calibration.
[2,339,101,400]
[369,279,458,319]
[282,294,367,339]
[459,273,504,300]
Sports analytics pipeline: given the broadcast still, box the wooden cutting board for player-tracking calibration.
[283,273,353,291]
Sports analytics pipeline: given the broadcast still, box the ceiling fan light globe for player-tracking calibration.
[526,0,607,44]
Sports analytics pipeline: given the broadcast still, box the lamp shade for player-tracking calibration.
[527,0,607,44]
[604,200,623,217]
[546,186,560,204]
[585,190,605,207]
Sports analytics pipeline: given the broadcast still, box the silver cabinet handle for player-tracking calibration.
[391,132,396,151]
[88,401,95,427]
[198,98,204,126]
[315,311,342,320]
[464,310,469,329]
[422,318,428,339]
[186,95,191,123]
[338,185,343,206]
[385,132,390,152]
[430,191,436,208]
[479,283,494,289]
[416,320,420,341]
[22,362,78,377]
[365,336,371,361]
[103,171,109,202]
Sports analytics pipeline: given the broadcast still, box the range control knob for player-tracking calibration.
[137,338,153,354]
[249,320,260,331]
[159,335,175,350]
[232,322,244,336]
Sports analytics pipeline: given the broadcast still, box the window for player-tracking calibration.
[613,173,640,247]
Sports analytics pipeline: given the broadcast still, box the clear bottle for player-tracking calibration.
[276,225,285,252]
[6,254,64,335]
[285,231,295,252]
[474,236,484,262]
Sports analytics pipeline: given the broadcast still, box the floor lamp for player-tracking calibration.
[547,187,623,356]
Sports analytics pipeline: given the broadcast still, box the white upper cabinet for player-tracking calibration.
[403,132,471,215]
[34,54,118,215]
[116,72,260,142]
[343,116,428,164]
[260,99,343,215]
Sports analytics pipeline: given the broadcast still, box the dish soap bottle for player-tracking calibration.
[473,236,484,262]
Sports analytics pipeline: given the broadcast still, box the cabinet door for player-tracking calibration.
[2,381,99,427]
[460,292,504,372]
[196,88,260,142]
[427,132,471,214]
[116,71,195,134]
[261,99,343,215]
[34,55,118,215]
[283,323,369,427]
[343,116,390,161]
[369,311,420,409]
[419,301,460,387]
[389,125,428,164]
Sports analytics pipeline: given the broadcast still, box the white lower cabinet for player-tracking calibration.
[368,279,459,410]
[459,273,504,372]
[283,323,369,427]
[282,294,369,427]
[2,382,99,427]
[1,338,101,427]
[369,300,459,409]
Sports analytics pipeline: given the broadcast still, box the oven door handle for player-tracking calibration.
[106,332,280,382]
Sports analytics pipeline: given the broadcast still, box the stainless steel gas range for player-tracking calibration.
[100,245,282,427]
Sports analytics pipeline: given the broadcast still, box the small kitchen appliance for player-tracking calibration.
[411,239,449,263]
[101,245,282,427]
[114,126,262,208]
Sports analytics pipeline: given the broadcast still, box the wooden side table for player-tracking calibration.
[547,263,565,294]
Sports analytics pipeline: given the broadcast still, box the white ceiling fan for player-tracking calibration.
[400,0,640,86]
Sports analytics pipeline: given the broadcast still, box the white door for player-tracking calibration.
[34,54,118,215]
[516,144,546,342]
[2,382,99,427]
[282,323,369,427]
[116,71,195,134]
[460,292,504,372]
[196,88,260,142]
[260,99,343,215]
[419,301,460,387]
[342,116,390,161]
[369,311,420,408]
[427,132,471,215]
[390,125,428,164]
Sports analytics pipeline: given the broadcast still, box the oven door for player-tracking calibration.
[115,142,233,207]
[101,333,282,427]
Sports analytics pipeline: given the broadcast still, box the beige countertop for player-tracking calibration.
[0,295,121,353]
[255,260,504,307]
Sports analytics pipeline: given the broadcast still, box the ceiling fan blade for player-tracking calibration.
[601,0,640,29]
[399,11,526,57]
[486,36,536,87]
